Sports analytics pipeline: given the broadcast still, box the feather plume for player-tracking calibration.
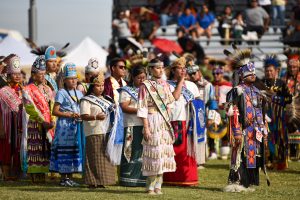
[263,54,280,68]
[286,95,300,132]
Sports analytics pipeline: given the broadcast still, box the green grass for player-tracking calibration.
[0,160,299,200]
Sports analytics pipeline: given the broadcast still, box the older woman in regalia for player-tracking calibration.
[0,55,25,180]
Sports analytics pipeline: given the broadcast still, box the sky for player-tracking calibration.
[0,0,113,48]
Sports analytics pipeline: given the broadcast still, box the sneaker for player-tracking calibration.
[62,178,74,187]
[208,152,218,160]
[68,179,80,187]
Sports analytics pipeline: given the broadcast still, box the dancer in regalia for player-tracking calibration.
[77,58,100,95]
[137,58,176,195]
[223,46,269,192]
[210,60,232,160]
[50,63,85,187]
[0,55,24,180]
[282,48,300,160]
[163,57,199,186]
[119,66,147,186]
[187,64,218,168]
[261,54,292,170]
[22,56,55,183]
[80,72,117,188]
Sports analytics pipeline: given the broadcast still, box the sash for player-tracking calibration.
[23,83,54,141]
[168,80,194,102]
[45,74,58,92]
[188,99,206,143]
[143,80,173,133]
[0,86,22,113]
[80,95,112,114]
[117,86,139,101]
[59,89,80,113]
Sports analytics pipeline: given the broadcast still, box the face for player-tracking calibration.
[185,8,191,15]
[151,65,164,79]
[203,5,209,13]
[251,0,258,7]
[265,65,277,79]
[225,6,231,15]
[112,61,126,78]
[34,71,46,84]
[93,82,104,96]
[8,73,22,84]
[133,72,146,87]
[213,72,224,82]
[243,74,256,83]
[64,77,78,89]
[46,60,57,73]
[288,59,300,76]
[173,64,187,79]
[189,71,201,82]
[85,72,98,83]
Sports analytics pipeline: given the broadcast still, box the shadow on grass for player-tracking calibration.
[163,185,223,192]
[270,169,300,175]
[204,164,229,170]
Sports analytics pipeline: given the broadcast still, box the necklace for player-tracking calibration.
[264,79,277,90]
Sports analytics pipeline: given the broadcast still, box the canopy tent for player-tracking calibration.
[64,37,108,71]
[0,36,36,66]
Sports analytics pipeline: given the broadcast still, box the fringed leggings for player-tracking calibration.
[145,174,163,191]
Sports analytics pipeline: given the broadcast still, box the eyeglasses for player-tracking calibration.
[115,65,126,69]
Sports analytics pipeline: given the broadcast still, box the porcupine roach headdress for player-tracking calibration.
[263,54,281,68]
[224,44,254,86]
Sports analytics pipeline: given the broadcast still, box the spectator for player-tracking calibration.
[129,12,140,38]
[272,0,286,33]
[159,0,184,33]
[232,12,246,45]
[106,43,121,67]
[283,22,300,47]
[112,11,133,51]
[177,35,205,64]
[138,11,158,44]
[258,0,272,18]
[243,0,270,41]
[177,7,197,40]
[217,5,233,45]
[196,4,215,45]
[291,0,300,26]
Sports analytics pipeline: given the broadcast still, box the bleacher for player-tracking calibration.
[113,0,298,77]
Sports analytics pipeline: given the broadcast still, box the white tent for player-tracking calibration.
[64,37,108,71]
[0,36,36,66]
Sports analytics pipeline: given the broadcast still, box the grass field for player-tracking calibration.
[0,159,299,200]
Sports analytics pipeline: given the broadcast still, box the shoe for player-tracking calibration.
[208,152,218,160]
[68,179,80,187]
[197,165,205,170]
[154,189,163,195]
[60,178,73,187]
[147,190,156,195]
[88,185,97,189]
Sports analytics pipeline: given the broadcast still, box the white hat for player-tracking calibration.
[85,57,100,74]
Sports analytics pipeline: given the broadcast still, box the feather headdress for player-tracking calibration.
[31,43,70,58]
[263,54,281,68]
[284,48,300,60]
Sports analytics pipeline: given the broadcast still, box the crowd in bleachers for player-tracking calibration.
[111,0,300,63]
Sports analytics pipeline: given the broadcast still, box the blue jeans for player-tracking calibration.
[272,5,285,29]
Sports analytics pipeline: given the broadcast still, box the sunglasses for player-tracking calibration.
[115,65,126,69]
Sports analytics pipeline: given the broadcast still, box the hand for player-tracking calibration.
[96,113,106,120]
[42,122,54,129]
[143,128,151,141]
[69,112,80,119]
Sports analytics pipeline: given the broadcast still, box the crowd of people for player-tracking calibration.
[112,0,300,54]
[0,40,299,195]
